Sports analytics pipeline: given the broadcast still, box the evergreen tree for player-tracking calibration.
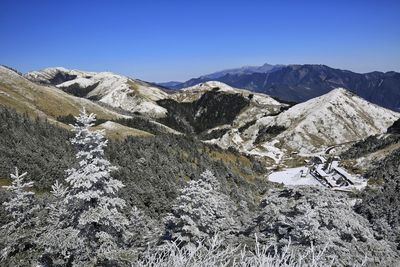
[163,170,238,246]
[1,168,38,260]
[42,109,131,266]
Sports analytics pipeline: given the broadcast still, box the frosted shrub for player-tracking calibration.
[135,235,343,267]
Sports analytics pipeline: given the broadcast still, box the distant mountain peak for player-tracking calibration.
[198,62,283,80]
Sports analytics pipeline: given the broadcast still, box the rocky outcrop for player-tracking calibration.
[387,118,400,134]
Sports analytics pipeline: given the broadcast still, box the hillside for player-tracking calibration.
[0,106,268,217]
[94,121,154,139]
[0,66,125,123]
[339,122,400,248]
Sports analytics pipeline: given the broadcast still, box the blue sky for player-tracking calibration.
[1,0,399,82]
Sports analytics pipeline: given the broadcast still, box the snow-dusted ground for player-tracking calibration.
[268,167,322,186]
[268,162,368,190]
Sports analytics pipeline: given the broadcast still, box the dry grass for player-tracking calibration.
[0,75,123,121]
[94,122,154,140]
[208,150,252,167]
[281,156,309,168]
[0,178,11,187]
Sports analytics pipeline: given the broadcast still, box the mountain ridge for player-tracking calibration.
[166,64,400,111]
[24,67,170,118]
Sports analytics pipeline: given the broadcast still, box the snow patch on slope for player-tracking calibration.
[57,77,96,88]
[268,167,322,186]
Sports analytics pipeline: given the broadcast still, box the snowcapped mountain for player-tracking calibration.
[25,67,169,118]
[206,88,400,163]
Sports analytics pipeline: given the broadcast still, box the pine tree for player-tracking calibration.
[163,170,238,246]
[42,109,131,266]
[1,167,38,260]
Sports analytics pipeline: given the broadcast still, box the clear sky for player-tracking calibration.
[1,0,399,82]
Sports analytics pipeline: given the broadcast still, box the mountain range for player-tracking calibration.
[163,63,400,111]
[1,65,399,166]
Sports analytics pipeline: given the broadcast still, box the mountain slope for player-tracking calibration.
[173,64,400,111]
[207,88,400,163]
[0,66,125,122]
[25,67,169,117]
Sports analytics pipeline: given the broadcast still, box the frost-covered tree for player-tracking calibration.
[163,170,238,246]
[41,109,132,266]
[0,168,38,260]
